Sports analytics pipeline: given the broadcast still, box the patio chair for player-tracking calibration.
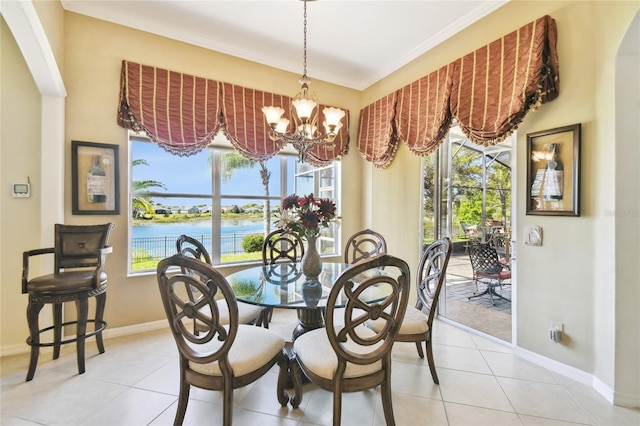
[467,243,511,305]
[156,254,289,425]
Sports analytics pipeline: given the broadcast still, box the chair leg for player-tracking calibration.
[380,371,396,426]
[53,303,63,359]
[174,371,190,426]
[223,375,234,426]
[414,341,424,358]
[332,386,343,426]
[75,296,89,375]
[26,300,44,381]
[95,292,107,354]
[426,340,439,384]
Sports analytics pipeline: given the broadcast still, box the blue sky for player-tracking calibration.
[132,141,287,207]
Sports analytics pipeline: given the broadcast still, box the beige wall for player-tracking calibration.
[1,17,43,353]
[2,0,638,405]
[358,0,638,399]
[60,12,363,330]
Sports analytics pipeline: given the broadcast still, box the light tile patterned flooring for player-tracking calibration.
[2,309,639,426]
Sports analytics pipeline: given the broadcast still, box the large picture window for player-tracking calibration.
[129,135,340,273]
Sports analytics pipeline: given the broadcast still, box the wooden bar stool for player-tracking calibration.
[22,223,114,381]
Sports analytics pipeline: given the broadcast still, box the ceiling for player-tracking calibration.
[60,0,509,91]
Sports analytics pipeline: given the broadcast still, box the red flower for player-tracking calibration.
[317,198,337,219]
[282,194,300,210]
[275,193,337,238]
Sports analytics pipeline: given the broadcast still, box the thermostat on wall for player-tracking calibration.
[12,183,31,198]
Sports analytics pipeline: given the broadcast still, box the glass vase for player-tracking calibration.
[301,235,322,279]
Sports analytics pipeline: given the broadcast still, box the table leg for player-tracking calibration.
[292,307,324,341]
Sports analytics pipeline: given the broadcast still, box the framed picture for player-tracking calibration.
[526,124,581,216]
[72,141,120,215]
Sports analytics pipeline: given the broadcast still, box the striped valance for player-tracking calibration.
[117,61,222,156]
[118,60,350,165]
[357,15,559,168]
[356,92,399,168]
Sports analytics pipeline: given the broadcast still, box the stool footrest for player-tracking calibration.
[26,319,107,347]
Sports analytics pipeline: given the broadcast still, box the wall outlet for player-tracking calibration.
[550,321,563,342]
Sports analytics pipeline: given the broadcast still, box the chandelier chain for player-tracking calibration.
[302,0,308,78]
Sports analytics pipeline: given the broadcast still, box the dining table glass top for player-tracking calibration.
[225,262,392,310]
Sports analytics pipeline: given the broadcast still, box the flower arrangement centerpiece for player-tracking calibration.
[275,193,337,279]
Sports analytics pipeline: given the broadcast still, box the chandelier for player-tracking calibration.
[262,0,346,163]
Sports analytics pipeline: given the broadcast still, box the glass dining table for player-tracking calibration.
[225,262,391,341]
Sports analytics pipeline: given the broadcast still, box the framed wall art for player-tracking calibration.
[526,124,581,216]
[72,140,120,215]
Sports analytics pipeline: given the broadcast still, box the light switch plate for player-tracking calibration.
[525,226,542,246]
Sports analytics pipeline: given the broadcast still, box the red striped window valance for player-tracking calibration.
[451,14,559,145]
[118,60,350,165]
[357,15,559,168]
[117,61,222,156]
[397,64,455,157]
[220,83,287,161]
[356,92,400,168]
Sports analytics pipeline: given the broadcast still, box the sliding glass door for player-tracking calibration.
[422,125,513,341]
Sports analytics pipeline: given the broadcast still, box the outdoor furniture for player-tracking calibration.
[343,228,387,263]
[175,234,266,327]
[22,223,115,381]
[156,254,289,425]
[366,237,451,384]
[291,255,410,424]
[468,243,511,305]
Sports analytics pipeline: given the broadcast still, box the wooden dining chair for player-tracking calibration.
[156,254,290,426]
[262,228,305,264]
[291,254,410,425]
[176,235,266,327]
[367,237,451,384]
[260,229,305,325]
[343,228,387,264]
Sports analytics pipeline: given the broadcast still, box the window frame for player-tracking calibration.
[128,134,340,274]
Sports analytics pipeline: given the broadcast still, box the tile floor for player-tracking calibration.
[2,309,638,426]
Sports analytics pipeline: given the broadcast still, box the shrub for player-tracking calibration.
[132,247,153,262]
[241,234,264,253]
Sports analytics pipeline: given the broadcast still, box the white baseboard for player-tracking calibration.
[593,375,640,408]
[514,346,593,386]
[0,320,168,358]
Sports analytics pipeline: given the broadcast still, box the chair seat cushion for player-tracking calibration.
[27,271,107,294]
[293,326,382,380]
[198,301,263,325]
[215,300,263,325]
[189,325,284,377]
[366,305,429,335]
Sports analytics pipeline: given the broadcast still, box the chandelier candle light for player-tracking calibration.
[262,0,346,163]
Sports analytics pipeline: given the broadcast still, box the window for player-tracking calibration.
[129,134,340,273]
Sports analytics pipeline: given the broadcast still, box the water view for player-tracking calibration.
[132,218,265,261]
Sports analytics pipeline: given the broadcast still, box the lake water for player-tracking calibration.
[133,218,264,239]
[132,218,265,258]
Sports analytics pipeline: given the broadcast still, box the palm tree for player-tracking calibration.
[218,152,272,234]
[132,159,166,218]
